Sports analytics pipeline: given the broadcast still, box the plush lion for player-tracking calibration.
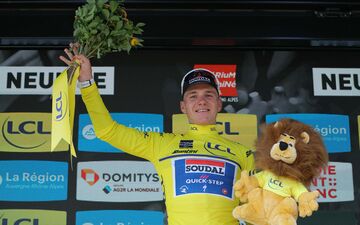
[233,118,328,225]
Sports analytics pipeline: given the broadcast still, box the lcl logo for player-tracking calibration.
[5,120,50,135]
[216,121,239,135]
[205,142,235,156]
[55,91,67,121]
[1,118,50,149]
[1,218,39,225]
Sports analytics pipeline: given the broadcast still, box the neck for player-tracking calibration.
[187,124,218,135]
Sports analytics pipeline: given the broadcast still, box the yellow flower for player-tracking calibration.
[130,37,139,46]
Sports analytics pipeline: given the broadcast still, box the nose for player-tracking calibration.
[279,141,288,151]
[197,96,207,105]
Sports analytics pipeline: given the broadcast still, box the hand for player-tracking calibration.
[298,191,319,218]
[234,170,258,202]
[59,43,93,82]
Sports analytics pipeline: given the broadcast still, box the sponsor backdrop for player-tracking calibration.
[173,113,257,148]
[0,209,67,225]
[0,49,359,225]
[266,114,351,153]
[78,113,163,153]
[0,113,68,152]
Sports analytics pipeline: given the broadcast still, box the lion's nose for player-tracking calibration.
[279,141,288,151]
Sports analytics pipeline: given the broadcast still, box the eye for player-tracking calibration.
[189,95,196,99]
[206,94,214,98]
[289,143,293,147]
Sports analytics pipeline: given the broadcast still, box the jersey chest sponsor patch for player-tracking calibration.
[172,156,237,199]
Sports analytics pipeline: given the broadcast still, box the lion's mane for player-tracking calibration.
[255,119,328,187]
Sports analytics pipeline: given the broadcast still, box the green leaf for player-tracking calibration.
[96,0,106,9]
[136,22,146,27]
[109,0,119,13]
[115,20,123,30]
[102,8,110,19]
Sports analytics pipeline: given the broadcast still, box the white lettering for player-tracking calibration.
[313,68,360,96]
[219,80,236,88]
[0,66,114,95]
[22,172,65,184]
[314,125,347,136]
[185,165,225,175]
[128,124,160,132]
[214,72,236,78]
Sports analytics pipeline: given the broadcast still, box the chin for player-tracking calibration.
[194,120,215,125]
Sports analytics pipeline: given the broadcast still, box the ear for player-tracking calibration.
[180,101,186,114]
[300,131,310,144]
[217,97,222,112]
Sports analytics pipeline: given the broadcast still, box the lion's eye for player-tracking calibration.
[289,143,293,147]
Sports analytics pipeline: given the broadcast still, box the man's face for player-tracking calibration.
[180,83,222,125]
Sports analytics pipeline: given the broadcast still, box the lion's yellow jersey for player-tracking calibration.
[256,170,308,201]
[81,84,255,225]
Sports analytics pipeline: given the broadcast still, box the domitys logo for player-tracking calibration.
[81,169,99,186]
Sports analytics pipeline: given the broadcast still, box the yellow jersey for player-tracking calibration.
[256,170,308,201]
[81,84,255,225]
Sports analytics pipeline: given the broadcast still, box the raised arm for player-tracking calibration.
[59,43,159,161]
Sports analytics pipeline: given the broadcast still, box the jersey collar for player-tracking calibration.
[187,124,218,136]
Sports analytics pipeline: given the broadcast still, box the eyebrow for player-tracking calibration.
[281,133,295,140]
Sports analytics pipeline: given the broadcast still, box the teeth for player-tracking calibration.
[197,109,208,112]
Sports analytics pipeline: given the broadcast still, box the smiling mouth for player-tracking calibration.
[196,109,209,112]
[275,153,290,159]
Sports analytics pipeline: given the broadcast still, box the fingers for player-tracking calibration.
[234,179,245,191]
[70,42,80,55]
[311,190,320,199]
[59,55,72,66]
[299,192,319,218]
[309,200,319,211]
[299,204,312,217]
[60,43,83,66]
[64,48,74,60]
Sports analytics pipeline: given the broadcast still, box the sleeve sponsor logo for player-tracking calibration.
[313,68,360,96]
[173,113,257,148]
[0,160,68,201]
[194,64,238,102]
[0,113,67,152]
[78,113,163,153]
[0,66,114,95]
[77,161,163,202]
[173,156,237,199]
[76,210,163,225]
[179,140,193,148]
[310,162,354,202]
[0,209,66,225]
[266,113,351,153]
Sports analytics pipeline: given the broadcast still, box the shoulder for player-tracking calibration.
[146,131,184,142]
